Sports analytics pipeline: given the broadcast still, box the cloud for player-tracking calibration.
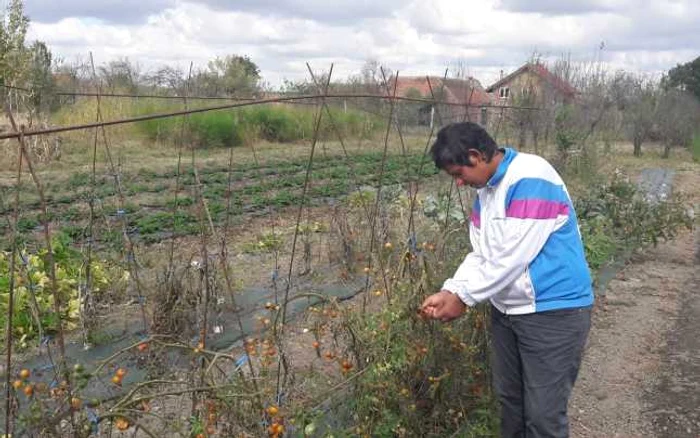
[24,0,174,24]
[25,0,700,88]
[495,0,632,15]
[189,0,403,23]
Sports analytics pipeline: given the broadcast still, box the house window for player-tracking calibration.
[499,87,510,99]
[480,107,488,126]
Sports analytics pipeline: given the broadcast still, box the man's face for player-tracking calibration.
[443,151,492,189]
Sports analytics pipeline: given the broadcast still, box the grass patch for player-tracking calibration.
[53,98,384,149]
[136,211,198,237]
[17,217,39,233]
[165,196,195,208]
[692,133,700,162]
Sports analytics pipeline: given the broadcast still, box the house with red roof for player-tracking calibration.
[391,76,493,127]
[482,62,578,148]
[485,62,578,107]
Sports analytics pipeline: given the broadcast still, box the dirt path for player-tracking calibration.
[570,167,699,438]
[648,234,700,437]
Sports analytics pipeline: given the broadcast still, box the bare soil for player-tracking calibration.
[570,166,700,438]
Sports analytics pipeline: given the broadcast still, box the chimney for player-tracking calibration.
[500,69,504,79]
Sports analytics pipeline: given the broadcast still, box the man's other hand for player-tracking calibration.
[420,290,467,322]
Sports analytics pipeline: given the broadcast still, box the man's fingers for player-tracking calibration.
[437,306,454,322]
[420,296,438,308]
[433,297,467,322]
[420,298,438,312]
[419,302,441,320]
[433,307,449,321]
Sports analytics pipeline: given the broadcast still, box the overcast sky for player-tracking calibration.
[19,0,700,88]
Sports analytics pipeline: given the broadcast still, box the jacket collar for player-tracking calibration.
[486,147,517,188]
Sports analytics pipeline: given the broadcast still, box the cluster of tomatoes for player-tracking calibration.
[111,367,127,386]
[312,340,354,375]
[265,405,284,437]
[12,369,79,403]
[114,417,130,431]
[109,366,131,431]
[12,368,34,398]
[192,400,219,437]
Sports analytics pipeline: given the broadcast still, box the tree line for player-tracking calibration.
[2,0,699,160]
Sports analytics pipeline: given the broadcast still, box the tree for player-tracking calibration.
[144,65,186,94]
[614,74,658,157]
[347,59,393,95]
[0,0,30,88]
[52,56,93,108]
[656,89,700,158]
[663,56,700,101]
[344,59,394,115]
[280,70,331,96]
[195,55,260,97]
[98,58,141,93]
[0,0,55,114]
[27,41,56,112]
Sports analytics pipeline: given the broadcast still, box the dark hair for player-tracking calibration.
[429,122,498,169]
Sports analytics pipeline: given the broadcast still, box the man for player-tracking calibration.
[420,122,593,438]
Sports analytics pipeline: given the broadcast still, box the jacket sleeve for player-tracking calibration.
[442,178,569,306]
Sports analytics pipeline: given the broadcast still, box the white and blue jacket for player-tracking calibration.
[443,148,594,315]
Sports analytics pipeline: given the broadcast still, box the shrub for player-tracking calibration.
[575,170,693,267]
[0,233,124,344]
[137,104,383,147]
[54,97,384,149]
[242,106,304,142]
[189,112,245,147]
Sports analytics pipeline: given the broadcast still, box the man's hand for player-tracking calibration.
[420,290,468,322]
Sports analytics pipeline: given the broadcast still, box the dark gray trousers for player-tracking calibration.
[490,305,592,438]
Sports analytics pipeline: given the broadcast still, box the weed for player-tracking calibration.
[0,232,123,342]
[136,211,197,236]
[61,206,81,221]
[60,225,85,241]
[271,190,301,207]
[17,217,39,233]
[575,170,693,265]
[242,231,284,253]
[165,196,195,208]
[68,172,92,188]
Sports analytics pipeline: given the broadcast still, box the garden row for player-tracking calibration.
[0,151,438,246]
[0,167,694,437]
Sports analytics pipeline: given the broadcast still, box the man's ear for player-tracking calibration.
[466,149,483,166]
